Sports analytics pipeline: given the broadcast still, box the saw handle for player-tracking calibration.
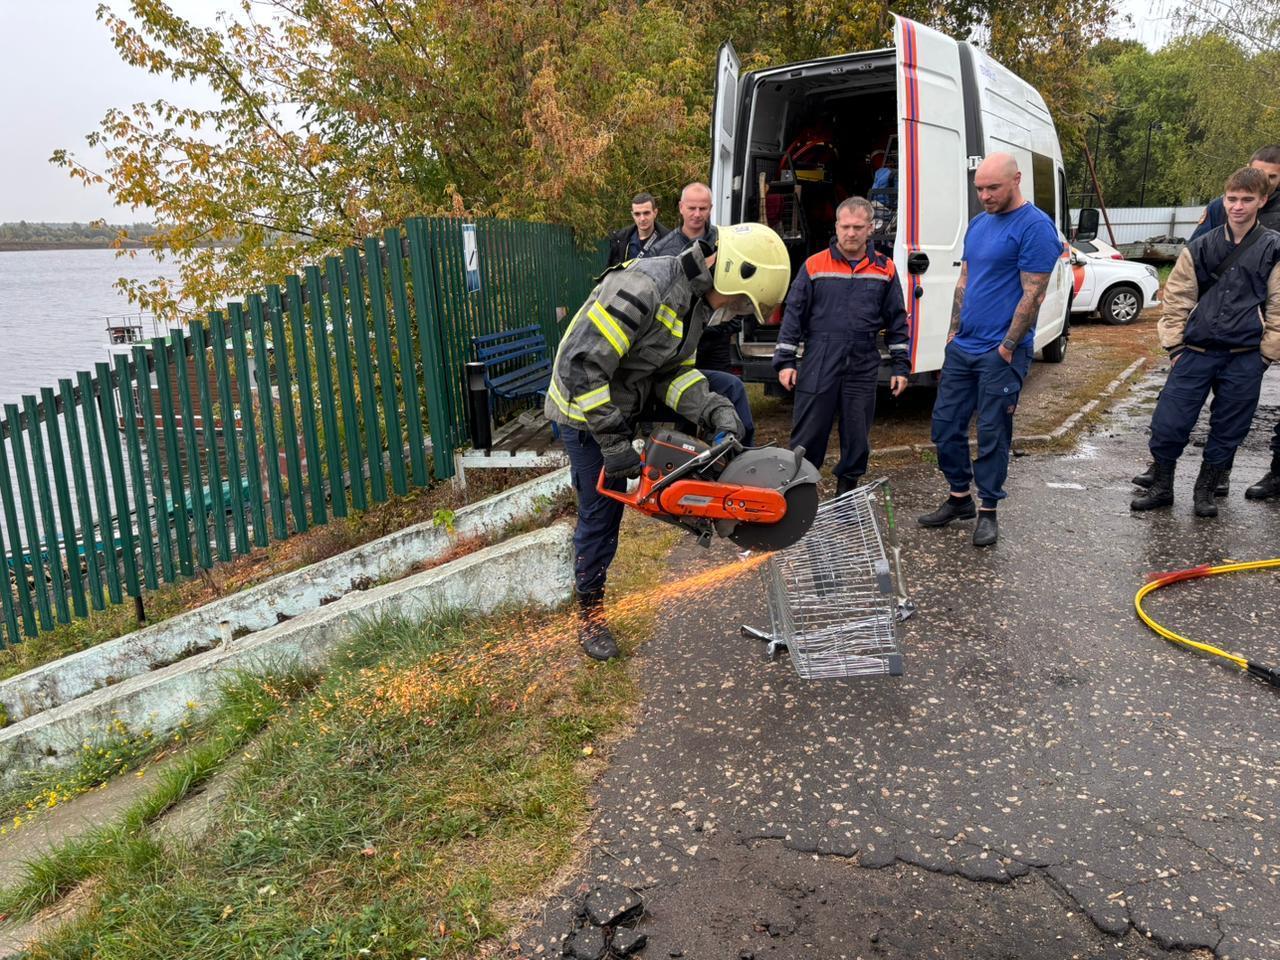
[595,435,740,505]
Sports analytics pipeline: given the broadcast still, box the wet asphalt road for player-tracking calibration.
[521,364,1280,960]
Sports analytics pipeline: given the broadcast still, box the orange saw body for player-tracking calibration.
[596,430,821,551]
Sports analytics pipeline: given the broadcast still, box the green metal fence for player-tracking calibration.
[0,217,602,649]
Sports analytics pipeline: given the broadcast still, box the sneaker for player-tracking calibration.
[917,494,976,527]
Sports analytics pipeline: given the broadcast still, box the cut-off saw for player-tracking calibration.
[596,430,821,551]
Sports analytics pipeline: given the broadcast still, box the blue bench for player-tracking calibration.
[471,324,552,410]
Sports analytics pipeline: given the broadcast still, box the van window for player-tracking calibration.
[1031,152,1055,220]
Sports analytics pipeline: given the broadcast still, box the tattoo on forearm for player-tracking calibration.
[949,263,968,334]
[1006,271,1051,343]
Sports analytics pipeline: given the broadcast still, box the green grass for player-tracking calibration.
[0,467,562,689]
[3,517,680,960]
[0,670,309,921]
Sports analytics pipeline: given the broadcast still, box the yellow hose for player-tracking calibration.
[1135,558,1280,687]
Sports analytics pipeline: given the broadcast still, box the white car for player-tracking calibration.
[1069,245,1161,325]
[1071,236,1125,261]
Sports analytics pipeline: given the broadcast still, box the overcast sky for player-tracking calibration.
[0,0,1177,224]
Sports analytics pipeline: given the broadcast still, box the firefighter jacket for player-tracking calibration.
[772,239,911,378]
[645,224,718,259]
[1158,223,1280,361]
[606,221,669,267]
[544,244,739,456]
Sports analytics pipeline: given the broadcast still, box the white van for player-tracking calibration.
[713,15,1074,386]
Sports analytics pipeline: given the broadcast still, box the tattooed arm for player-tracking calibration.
[1000,270,1052,362]
[948,262,968,343]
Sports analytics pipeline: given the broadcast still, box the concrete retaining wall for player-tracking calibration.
[0,523,574,790]
[0,468,570,726]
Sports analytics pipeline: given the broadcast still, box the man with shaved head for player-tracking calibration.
[646,181,756,445]
[918,152,1062,547]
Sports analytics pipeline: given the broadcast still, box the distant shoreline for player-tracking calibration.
[0,241,151,252]
[0,242,229,252]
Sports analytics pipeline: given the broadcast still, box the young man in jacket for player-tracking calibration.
[605,192,669,267]
[546,223,790,660]
[1132,166,1280,517]
[772,197,910,495]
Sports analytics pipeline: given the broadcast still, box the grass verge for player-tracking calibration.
[0,466,557,687]
[2,516,685,959]
[0,669,310,922]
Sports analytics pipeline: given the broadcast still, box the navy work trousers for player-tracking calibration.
[1148,348,1268,468]
[789,333,882,484]
[930,340,1032,509]
[561,427,626,595]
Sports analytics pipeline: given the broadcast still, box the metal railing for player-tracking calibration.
[0,217,603,648]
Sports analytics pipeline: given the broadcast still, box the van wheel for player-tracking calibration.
[1099,284,1142,325]
[1041,299,1070,364]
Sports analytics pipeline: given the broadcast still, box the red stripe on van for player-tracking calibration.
[900,19,922,370]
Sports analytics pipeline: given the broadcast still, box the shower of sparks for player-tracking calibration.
[324,551,772,723]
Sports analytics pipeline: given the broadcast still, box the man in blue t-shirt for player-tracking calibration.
[918,153,1062,547]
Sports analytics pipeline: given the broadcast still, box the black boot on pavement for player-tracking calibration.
[1245,456,1280,500]
[1135,462,1228,497]
[835,475,859,496]
[917,494,977,527]
[1193,462,1228,517]
[973,510,998,547]
[1130,460,1175,511]
[576,589,620,661]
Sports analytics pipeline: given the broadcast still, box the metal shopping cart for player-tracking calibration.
[741,480,914,679]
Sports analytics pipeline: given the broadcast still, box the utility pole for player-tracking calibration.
[1082,141,1118,247]
[1139,121,1163,208]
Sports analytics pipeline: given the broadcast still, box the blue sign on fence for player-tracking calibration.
[462,223,480,293]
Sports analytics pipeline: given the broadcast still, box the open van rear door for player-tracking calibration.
[893,16,968,374]
[710,41,740,225]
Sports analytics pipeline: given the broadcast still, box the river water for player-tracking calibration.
[0,248,183,407]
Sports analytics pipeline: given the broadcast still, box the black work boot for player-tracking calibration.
[835,475,859,496]
[1245,457,1280,500]
[973,510,998,547]
[1132,462,1155,488]
[917,494,977,527]
[1193,462,1227,517]
[576,589,620,661]
[1130,460,1175,511]
[1215,469,1231,498]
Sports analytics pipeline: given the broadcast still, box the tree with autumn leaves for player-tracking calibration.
[58,0,1117,316]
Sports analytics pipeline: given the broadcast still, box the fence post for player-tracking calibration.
[406,218,455,480]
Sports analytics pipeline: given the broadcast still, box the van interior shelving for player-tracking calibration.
[738,54,899,332]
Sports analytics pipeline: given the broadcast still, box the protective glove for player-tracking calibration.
[601,441,643,481]
[707,404,744,445]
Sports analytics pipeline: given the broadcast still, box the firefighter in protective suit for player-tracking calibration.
[546,223,791,660]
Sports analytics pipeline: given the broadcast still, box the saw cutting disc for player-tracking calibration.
[727,482,820,551]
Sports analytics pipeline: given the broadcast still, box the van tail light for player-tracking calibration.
[1110,254,1124,260]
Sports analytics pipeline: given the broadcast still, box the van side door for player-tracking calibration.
[710,41,741,225]
[893,16,968,376]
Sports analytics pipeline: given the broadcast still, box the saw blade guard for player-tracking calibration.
[715,446,821,550]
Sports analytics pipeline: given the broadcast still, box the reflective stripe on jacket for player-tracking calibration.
[544,245,737,451]
[772,239,911,377]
